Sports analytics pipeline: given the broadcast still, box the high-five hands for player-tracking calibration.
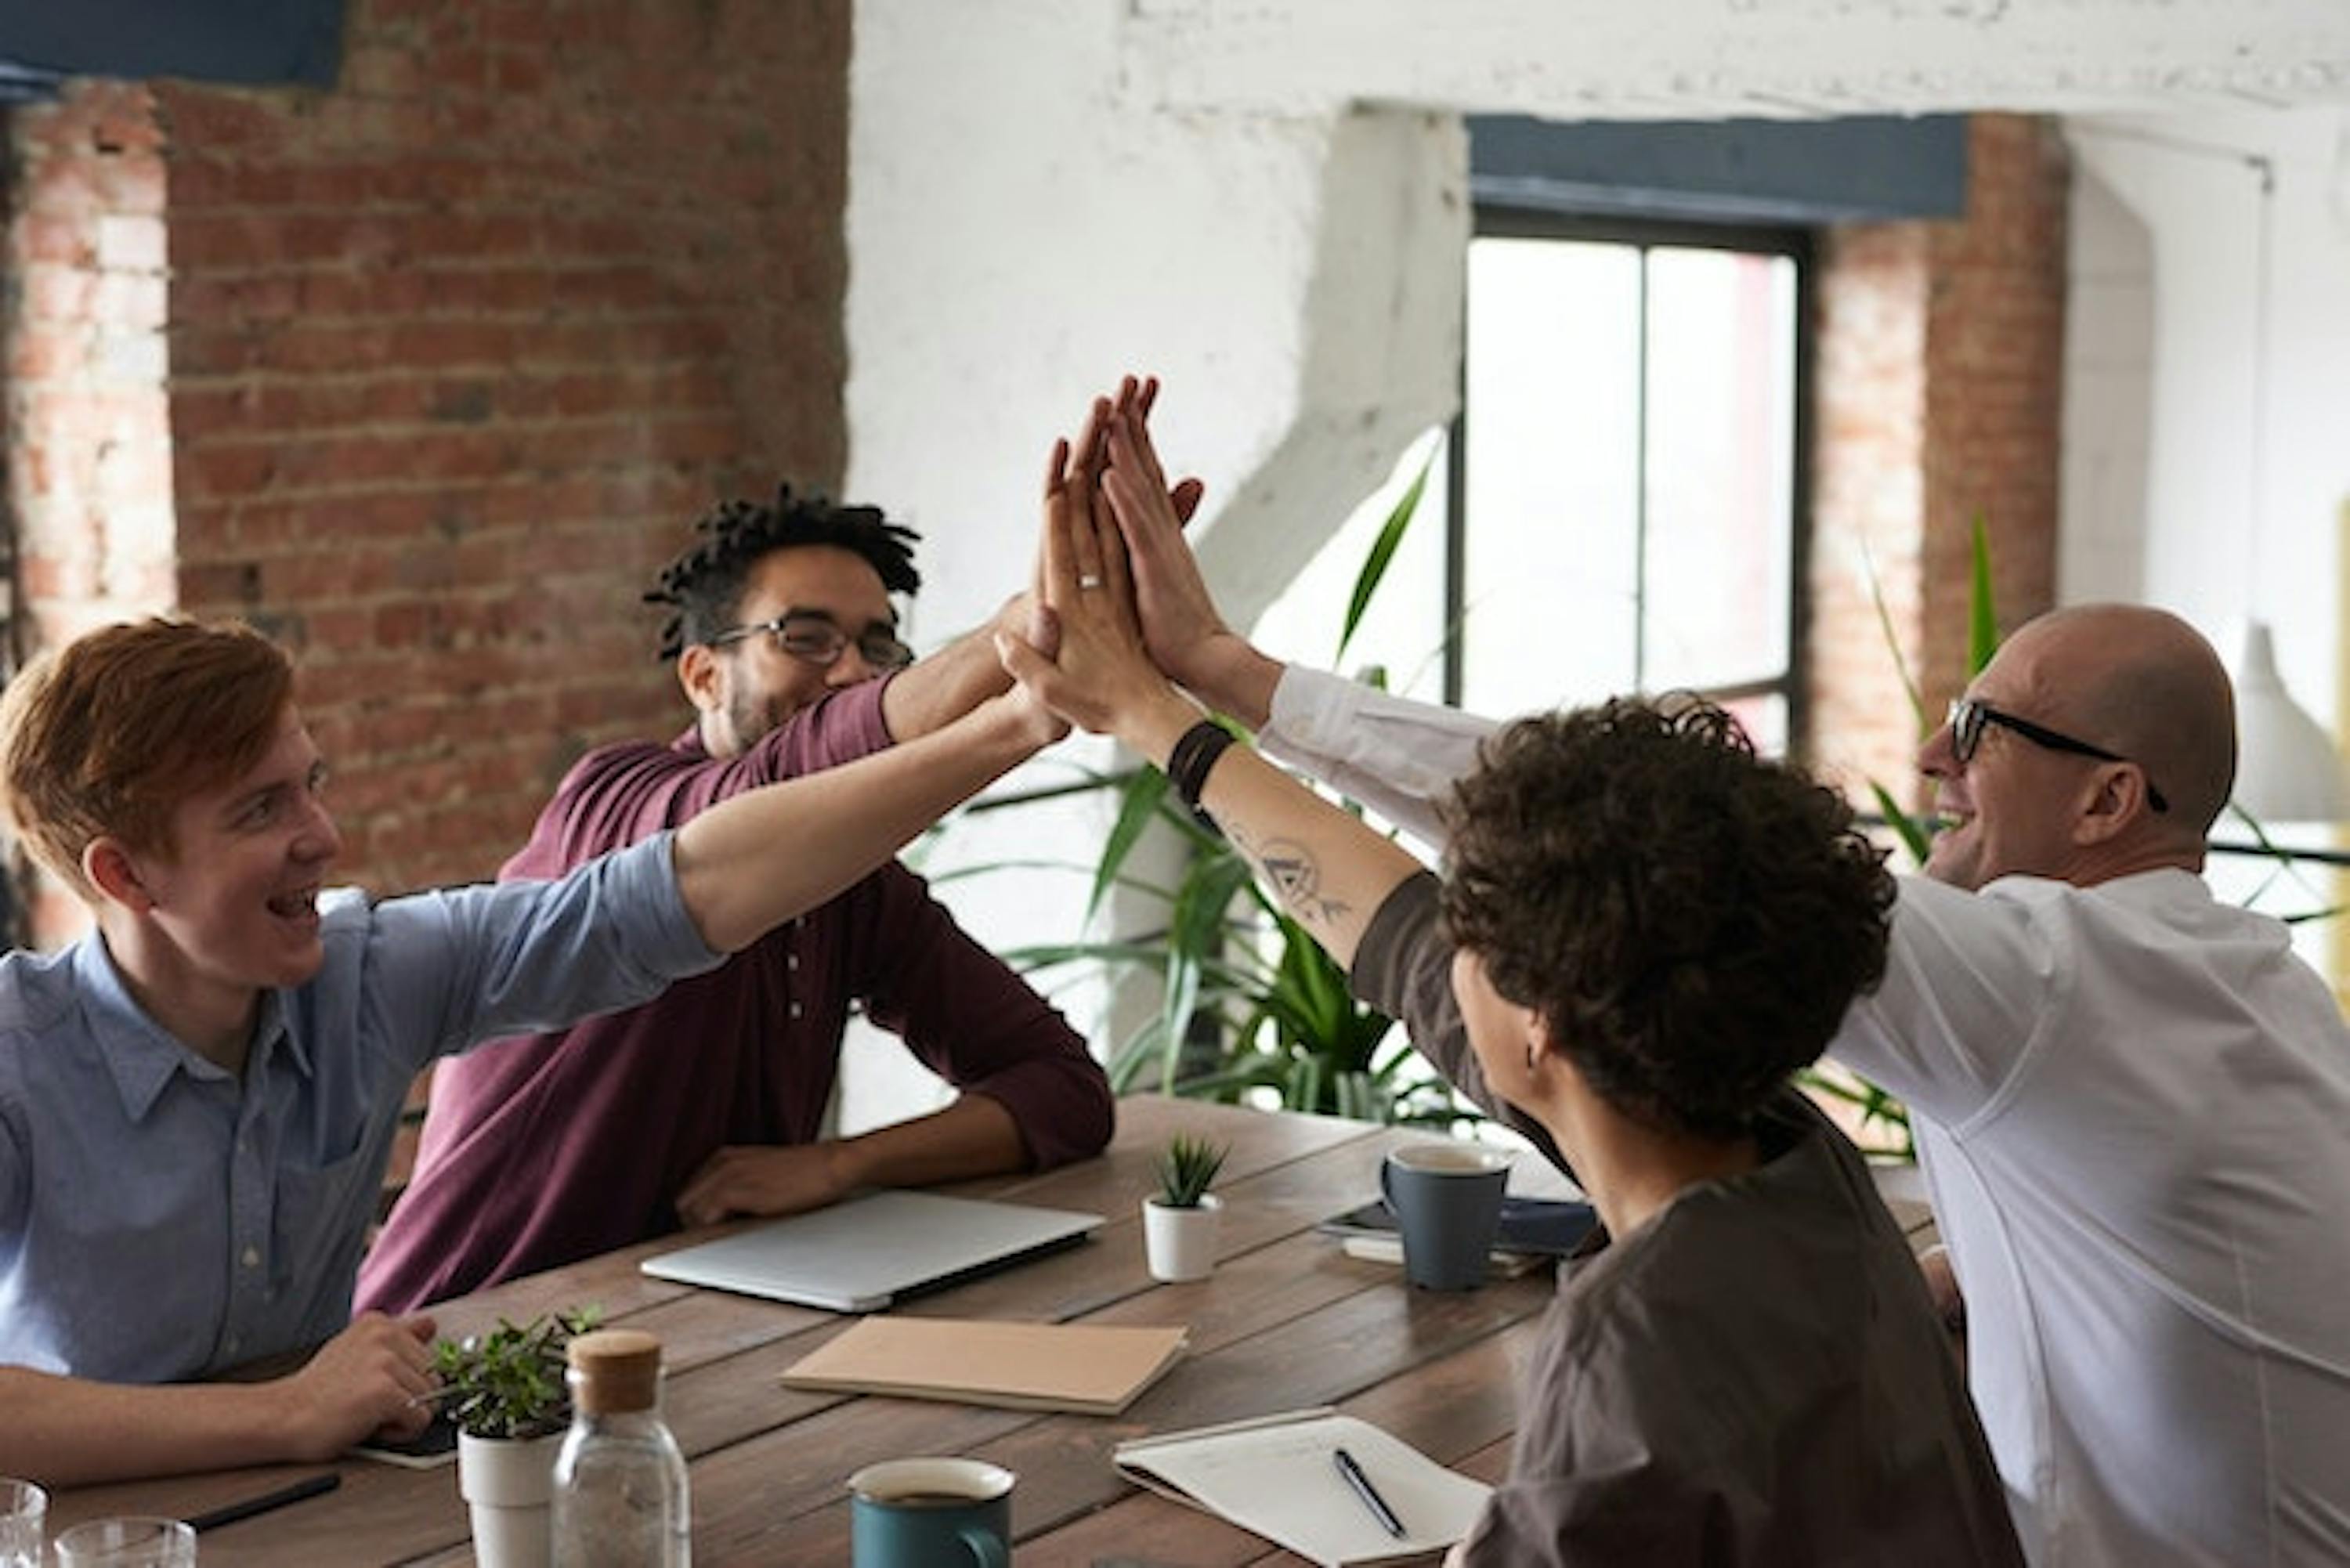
[1095,386,1245,693]
[1097,375,1283,726]
[995,409,1201,762]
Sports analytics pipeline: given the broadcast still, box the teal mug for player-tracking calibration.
[848,1457,1014,1568]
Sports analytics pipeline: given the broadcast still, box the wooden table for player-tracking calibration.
[49,1095,1596,1566]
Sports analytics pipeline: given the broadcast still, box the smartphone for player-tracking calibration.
[1315,1194,1599,1257]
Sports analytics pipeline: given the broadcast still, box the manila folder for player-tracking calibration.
[779,1317,1187,1415]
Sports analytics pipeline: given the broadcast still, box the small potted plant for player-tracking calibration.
[1143,1133,1230,1282]
[437,1306,599,1568]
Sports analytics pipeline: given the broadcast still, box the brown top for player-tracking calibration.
[567,1328,663,1415]
[1354,873,2023,1567]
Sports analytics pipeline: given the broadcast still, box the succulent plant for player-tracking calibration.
[431,1305,602,1441]
[1153,1133,1229,1209]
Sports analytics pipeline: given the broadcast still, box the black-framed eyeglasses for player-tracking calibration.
[709,612,915,672]
[1947,698,2168,813]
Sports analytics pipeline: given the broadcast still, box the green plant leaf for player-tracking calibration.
[1336,443,1436,667]
[921,865,1133,888]
[1000,938,1181,970]
[1858,531,1928,736]
[1868,779,1936,868]
[431,1305,602,1440]
[1154,1133,1229,1206]
[1170,850,1256,965]
[1106,1015,1173,1093]
[1153,949,1204,1096]
[1968,512,2000,677]
[1089,769,1175,923]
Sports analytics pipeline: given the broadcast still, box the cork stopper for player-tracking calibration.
[566,1328,663,1414]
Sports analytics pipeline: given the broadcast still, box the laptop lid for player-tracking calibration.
[640,1190,1104,1313]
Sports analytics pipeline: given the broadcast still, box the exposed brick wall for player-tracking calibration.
[1808,113,2068,816]
[0,0,850,946]
[1808,222,1929,804]
[162,0,850,902]
[1918,115,2069,708]
[3,83,175,942]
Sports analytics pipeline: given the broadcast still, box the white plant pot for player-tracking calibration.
[1143,1193,1223,1282]
[458,1429,560,1568]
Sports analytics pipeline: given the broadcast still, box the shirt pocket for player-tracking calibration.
[269,1141,378,1289]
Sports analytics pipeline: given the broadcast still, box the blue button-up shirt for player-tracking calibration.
[0,833,719,1382]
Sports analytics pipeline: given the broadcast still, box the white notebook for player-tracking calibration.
[1114,1407,1491,1566]
[641,1190,1102,1313]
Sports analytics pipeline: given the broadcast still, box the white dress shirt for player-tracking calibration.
[1261,664,2350,1566]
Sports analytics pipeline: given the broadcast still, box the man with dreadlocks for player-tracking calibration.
[358,480,1115,1311]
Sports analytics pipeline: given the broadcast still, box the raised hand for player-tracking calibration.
[996,428,1199,761]
[1098,384,1279,725]
[1112,374,1207,522]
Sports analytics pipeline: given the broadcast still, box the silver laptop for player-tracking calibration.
[640,1190,1104,1313]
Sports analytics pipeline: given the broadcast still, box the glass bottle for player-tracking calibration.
[551,1328,691,1567]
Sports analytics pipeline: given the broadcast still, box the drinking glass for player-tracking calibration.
[0,1479,45,1568]
[53,1516,197,1568]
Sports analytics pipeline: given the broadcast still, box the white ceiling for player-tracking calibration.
[1124,0,2350,120]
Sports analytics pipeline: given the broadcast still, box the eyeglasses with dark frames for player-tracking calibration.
[709,612,915,672]
[1947,697,2168,814]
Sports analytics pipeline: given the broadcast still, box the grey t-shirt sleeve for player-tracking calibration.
[1350,870,1572,1176]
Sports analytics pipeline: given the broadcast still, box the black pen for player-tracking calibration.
[186,1471,341,1532]
[1332,1446,1406,1539]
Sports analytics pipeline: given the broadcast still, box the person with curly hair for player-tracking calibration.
[1089,386,2350,1567]
[999,413,2022,1566]
[361,439,1199,1312]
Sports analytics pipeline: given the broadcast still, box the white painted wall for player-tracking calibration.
[2062,109,2350,746]
[837,0,1465,1129]
[1126,0,2350,121]
[839,2,2350,1128]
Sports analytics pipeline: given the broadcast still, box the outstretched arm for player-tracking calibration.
[998,423,1422,972]
[673,647,1062,958]
[0,1312,436,1489]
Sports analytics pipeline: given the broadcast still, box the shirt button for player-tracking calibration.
[241,1246,261,1270]
[787,1001,803,1020]
[786,953,799,971]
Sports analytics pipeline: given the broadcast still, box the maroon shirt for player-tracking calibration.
[357,679,1111,1313]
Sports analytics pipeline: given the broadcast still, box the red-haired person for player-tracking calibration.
[0,614,1056,1486]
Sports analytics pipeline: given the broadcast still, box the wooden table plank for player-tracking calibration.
[44,1098,1565,1566]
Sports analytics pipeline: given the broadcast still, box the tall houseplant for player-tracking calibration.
[1805,517,2012,1159]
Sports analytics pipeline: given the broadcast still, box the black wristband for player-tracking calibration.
[1166,718,1238,813]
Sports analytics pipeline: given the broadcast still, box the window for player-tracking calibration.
[1448,213,1810,750]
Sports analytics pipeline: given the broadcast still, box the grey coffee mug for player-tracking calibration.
[1381,1141,1512,1290]
[848,1457,1014,1568]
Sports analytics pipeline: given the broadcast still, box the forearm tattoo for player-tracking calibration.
[1228,822,1353,931]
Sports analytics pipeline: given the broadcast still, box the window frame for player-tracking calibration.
[1445,206,1817,754]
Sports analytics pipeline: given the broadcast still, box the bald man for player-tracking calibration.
[1093,399,2350,1566]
